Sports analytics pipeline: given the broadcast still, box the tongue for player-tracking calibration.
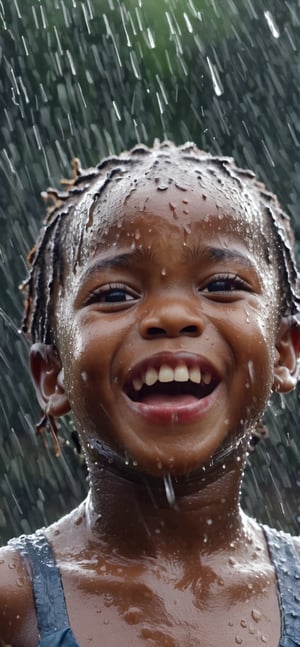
[140,393,199,406]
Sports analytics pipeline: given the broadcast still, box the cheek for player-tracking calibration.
[242,325,275,411]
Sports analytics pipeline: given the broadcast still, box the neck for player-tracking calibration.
[84,445,249,557]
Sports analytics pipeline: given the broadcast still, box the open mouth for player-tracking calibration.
[125,360,219,405]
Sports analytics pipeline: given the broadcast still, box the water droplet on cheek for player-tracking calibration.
[81,372,88,383]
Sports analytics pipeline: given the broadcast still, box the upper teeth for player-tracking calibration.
[132,364,212,391]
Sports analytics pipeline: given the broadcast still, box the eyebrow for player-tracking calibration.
[79,244,257,284]
[79,249,154,282]
[186,245,257,270]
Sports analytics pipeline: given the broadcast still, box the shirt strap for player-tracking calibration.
[263,525,300,647]
[9,531,70,639]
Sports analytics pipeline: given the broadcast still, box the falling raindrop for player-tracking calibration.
[206,56,223,97]
[163,473,177,509]
[264,11,280,39]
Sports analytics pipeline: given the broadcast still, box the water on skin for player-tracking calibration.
[0,0,299,554]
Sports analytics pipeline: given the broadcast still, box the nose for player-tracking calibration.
[139,299,204,339]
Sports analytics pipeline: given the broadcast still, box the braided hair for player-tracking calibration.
[22,140,300,350]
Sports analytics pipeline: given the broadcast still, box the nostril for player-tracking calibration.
[147,327,166,336]
[181,325,199,335]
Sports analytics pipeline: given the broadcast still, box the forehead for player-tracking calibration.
[63,157,271,274]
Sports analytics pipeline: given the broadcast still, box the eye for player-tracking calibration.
[84,283,139,307]
[201,274,252,296]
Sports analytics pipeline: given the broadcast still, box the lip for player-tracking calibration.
[123,385,220,425]
[122,351,222,425]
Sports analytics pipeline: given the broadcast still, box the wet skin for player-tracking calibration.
[56,178,278,477]
[1,173,299,646]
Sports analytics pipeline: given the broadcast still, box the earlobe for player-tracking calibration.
[30,343,71,417]
[273,319,300,394]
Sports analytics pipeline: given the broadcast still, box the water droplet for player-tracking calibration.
[104,593,114,607]
[163,473,177,509]
[235,636,243,645]
[124,606,143,625]
[264,11,280,38]
[206,56,223,96]
[251,609,262,623]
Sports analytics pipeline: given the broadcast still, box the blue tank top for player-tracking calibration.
[9,525,300,646]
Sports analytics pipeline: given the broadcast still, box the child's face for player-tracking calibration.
[55,170,281,475]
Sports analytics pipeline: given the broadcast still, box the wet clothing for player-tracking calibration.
[9,525,300,646]
[9,531,79,646]
[262,526,300,647]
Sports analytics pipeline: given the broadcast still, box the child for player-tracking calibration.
[0,141,299,647]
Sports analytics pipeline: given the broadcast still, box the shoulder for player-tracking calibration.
[0,542,39,647]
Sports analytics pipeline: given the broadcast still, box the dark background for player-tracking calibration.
[0,0,299,544]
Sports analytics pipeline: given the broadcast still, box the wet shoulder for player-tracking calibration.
[0,543,39,647]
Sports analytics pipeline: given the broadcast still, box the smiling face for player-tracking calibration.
[50,166,283,477]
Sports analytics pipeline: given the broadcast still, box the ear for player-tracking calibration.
[273,318,300,393]
[30,343,71,417]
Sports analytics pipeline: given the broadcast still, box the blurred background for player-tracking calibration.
[0,0,299,544]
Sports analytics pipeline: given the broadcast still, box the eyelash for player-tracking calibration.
[201,274,251,294]
[83,274,252,309]
[84,283,138,306]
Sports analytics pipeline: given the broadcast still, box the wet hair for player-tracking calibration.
[22,140,300,345]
